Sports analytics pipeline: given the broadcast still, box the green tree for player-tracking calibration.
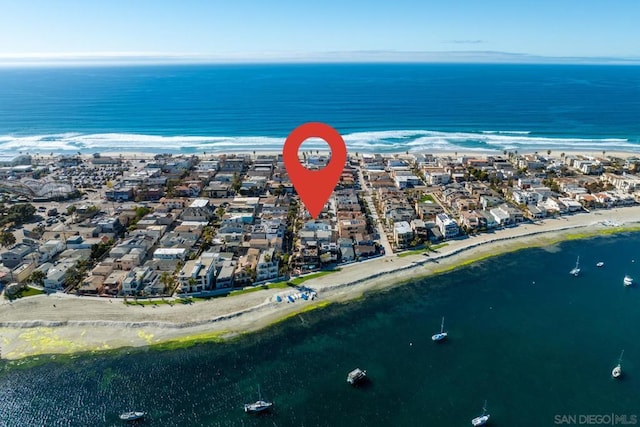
[0,231,16,248]
[5,204,36,225]
[134,206,152,221]
[28,270,46,287]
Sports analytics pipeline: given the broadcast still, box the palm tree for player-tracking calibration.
[159,271,174,294]
[187,277,197,292]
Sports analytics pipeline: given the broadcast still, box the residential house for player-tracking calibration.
[1,243,36,269]
[177,254,217,293]
[256,248,279,282]
[393,221,414,249]
[435,213,459,239]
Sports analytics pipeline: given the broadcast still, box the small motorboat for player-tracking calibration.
[347,368,367,385]
[119,411,145,421]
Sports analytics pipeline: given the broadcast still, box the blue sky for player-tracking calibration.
[1,0,639,63]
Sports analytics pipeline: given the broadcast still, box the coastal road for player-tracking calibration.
[358,165,394,256]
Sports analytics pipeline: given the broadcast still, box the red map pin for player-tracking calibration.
[283,122,347,219]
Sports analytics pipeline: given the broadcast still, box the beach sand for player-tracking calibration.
[2,206,639,361]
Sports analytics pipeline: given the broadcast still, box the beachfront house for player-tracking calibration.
[215,261,235,289]
[393,221,414,249]
[256,248,279,282]
[176,254,218,293]
[43,261,76,290]
[122,266,160,295]
[435,213,459,239]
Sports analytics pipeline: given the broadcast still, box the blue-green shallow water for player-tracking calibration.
[2,234,640,426]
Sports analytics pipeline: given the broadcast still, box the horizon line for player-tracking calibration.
[1,50,640,67]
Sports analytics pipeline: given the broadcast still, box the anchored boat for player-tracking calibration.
[347,368,367,385]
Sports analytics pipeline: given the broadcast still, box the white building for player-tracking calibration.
[256,248,279,282]
[122,266,159,295]
[177,254,217,293]
[38,240,66,263]
[435,213,459,239]
[393,221,414,248]
[43,261,76,290]
[153,247,188,260]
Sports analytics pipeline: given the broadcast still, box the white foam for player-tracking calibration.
[0,130,636,155]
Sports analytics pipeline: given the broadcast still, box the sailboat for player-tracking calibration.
[623,275,633,287]
[431,316,448,342]
[244,385,273,413]
[471,400,490,426]
[612,350,624,379]
[569,256,580,276]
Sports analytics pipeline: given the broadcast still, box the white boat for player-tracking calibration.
[244,385,273,413]
[612,350,624,379]
[569,256,580,276]
[623,275,633,287]
[596,262,604,267]
[431,316,448,342]
[471,400,490,426]
[347,368,367,385]
[119,411,145,421]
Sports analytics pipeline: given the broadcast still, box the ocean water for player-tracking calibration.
[1,234,640,426]
[0,64,640,155]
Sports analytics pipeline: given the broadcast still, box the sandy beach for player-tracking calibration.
[2,205,639,361]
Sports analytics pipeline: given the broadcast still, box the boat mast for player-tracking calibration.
[440,317,445,333]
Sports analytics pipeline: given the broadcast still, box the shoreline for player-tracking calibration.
[18,148,640,161]
[2,206,640,362]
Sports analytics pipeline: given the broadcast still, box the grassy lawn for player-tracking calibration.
[397,247,429,257]
[288,269,340,285]
[4,286,46,300]
[419,194,436,203]
[229,281,290,296]
[397,242,449,257]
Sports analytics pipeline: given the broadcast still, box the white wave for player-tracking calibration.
[481,130,532,135]
[0,130,636,155]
